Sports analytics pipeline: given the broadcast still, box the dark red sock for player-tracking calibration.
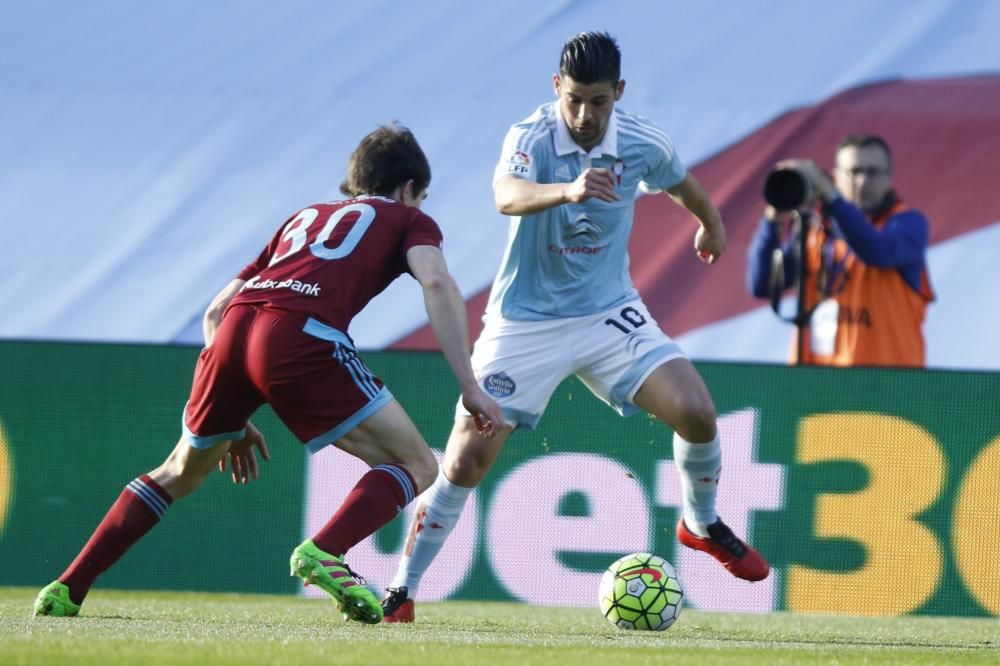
[312,464,416,557]
[59,474,173,604]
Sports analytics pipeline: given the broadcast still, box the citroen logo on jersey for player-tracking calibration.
[565,214,601,244]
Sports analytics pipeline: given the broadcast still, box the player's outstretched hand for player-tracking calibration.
[220,421,270,484]
[695,223,727,264]
[460,388,508,439]
[565,168,620,204]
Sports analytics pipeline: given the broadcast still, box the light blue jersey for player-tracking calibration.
[486,102,687,320]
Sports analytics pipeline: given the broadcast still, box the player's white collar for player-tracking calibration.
[554,107,619,159]
[354,194,397,203]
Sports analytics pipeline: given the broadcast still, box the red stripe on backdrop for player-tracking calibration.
[393,76,1000,350]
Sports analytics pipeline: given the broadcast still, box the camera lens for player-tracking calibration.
[763,168,809,211]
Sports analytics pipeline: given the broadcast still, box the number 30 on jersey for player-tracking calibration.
[268,203,376,267]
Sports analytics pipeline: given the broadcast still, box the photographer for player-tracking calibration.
[746,134,934,367]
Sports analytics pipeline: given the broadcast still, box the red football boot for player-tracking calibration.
[677,518,770,581]
[381,587,415,623]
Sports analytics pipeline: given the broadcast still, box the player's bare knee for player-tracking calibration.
[156,454,186,484]
[442,447,489,486]
[677,421,717,444]
[174,476,206,499]
[150,462,203,500]
[673,400,717,443]
[408,448,438,493]
[442,453,476,485]
[443,413,512,485]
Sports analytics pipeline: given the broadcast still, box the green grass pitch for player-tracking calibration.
[1,587,996,665]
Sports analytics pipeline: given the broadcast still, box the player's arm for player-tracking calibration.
[202,279,245,346]
[494,170,619,216]
[406,245,507,437]
[201,277,270,479]
[666,173,726,264]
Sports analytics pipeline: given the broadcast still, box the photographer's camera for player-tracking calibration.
[763,168,811,212]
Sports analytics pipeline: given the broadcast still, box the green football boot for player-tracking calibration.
[290,540,382,624]
[34,581,81,617]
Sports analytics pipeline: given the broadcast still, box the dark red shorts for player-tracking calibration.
[183,305,390,452]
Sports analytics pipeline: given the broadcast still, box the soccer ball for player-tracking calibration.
[598,552,683,630]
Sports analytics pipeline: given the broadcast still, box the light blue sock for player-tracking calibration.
[390,468,473,596]
[673,433,721,536]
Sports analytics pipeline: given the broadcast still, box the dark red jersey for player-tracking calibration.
[228,196,443,332]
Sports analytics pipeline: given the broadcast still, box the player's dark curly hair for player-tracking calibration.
[559,31,621,85]
[341,123,431,198]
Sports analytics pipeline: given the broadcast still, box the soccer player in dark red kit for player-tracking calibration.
[34,123,506,623]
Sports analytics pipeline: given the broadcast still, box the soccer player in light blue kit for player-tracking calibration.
[383,32,769,622]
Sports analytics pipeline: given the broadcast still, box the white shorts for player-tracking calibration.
[457,299,686,429]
